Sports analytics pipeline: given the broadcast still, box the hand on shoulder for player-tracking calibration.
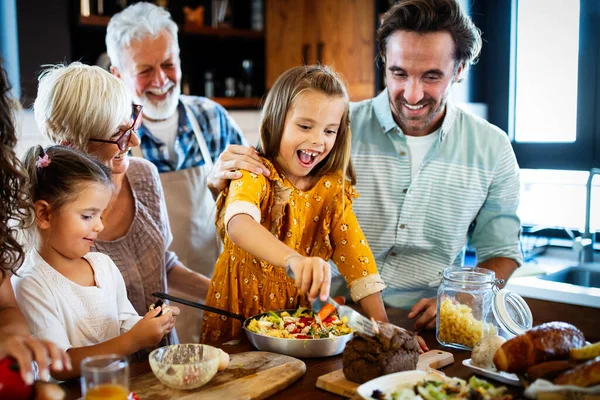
[208,145,270,197]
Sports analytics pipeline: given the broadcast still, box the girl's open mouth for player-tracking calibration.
[297,149,320,168]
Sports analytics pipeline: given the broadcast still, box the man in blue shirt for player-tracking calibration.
[208,0,522,332]
[106,2,268,343]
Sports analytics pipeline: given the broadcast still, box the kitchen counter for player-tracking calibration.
[60,298,599,400]
[507,247,600,308]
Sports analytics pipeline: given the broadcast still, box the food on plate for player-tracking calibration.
[316,296,346,322]
[246,307,352,339]
[526,359,581,382]
[571,341,600,360]
[493,321,585,374]
[438,298,497,348]
[218,349,229,371]
[553,356,600,387]
[371,375,512,400]
[343,322,419,384]
[471,335,506,370]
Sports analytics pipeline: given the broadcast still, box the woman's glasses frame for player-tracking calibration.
[88,104,143,151]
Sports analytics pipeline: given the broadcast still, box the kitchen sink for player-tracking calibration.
[505,248,600,308]
[539,264,600,288]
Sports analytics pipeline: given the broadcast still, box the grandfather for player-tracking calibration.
[106,2,259,278]
[209,0,523,331]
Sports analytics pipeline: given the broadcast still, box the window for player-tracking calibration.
[509,0,599,170]
[0,0,20,99]
[470,0,600,235]
[512,0,580,143]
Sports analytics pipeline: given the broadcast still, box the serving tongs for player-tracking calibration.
[152,292,246,322]
[326,297,379,337]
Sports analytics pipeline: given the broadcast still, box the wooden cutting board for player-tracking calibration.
[316,350,454,398]
[130,351,305,400]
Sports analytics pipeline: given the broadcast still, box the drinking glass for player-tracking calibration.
[81,355,129,400]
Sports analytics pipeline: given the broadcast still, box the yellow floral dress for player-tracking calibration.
[200,159,386,343]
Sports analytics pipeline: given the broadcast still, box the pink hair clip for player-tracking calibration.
[36,154,51,168]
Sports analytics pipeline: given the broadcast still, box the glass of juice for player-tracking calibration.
[81,355,129,400]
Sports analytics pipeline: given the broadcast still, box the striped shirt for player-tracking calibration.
[349,89,523,292]
[137,95,246,172]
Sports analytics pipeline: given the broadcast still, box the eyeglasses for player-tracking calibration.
[88,104,143,151]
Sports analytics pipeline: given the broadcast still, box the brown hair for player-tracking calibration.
[0,58,33,276]
[377,0,482,74]
[23,145,113,213]
[257,65,355,183]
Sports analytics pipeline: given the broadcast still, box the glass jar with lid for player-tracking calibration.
[436,266,533,350]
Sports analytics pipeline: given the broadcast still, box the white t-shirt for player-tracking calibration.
[12,251,142,351]
[143,112,180,164]
[404,129,440,179]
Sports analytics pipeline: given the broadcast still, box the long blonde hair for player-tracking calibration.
[257,65,355,184]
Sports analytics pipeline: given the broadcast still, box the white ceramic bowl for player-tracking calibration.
[357,370,442,400]
[149,344,221,390]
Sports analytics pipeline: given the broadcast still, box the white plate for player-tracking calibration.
[356,370,443,400]
[462,358,521,386]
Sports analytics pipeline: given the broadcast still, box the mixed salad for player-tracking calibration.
[246,305,352,339]
[372,376,513,400]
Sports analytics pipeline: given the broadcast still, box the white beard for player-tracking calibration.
[137,84,181,120]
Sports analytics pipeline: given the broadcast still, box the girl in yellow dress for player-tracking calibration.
[201,65,388,342]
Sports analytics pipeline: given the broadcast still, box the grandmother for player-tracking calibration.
[33,62,210,344]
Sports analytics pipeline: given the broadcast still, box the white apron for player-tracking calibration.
[132,103,221,343]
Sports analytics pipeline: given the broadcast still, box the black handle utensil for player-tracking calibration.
[152,292,246,322]
[152,299,165,317]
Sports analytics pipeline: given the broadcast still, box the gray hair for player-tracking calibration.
[34,62,132,149]
[106,2,179,70]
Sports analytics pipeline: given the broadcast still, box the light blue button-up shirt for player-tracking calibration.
[349,89,522,305]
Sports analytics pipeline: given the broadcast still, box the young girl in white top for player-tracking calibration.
[12,145,179,380]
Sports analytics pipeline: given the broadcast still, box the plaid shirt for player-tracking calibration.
[137,95,246,172]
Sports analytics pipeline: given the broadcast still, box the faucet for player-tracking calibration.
[581,168,600,263]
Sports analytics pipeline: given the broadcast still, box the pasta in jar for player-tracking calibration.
[436,267,500,350]
[437,298,497,348]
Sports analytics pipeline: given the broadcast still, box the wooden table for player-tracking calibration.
[62,298,599,400]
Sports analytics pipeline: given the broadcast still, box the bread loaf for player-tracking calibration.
[342,323,419,383]
[554,356,600,387]
[527,360,580,382]
[493,322,585,374]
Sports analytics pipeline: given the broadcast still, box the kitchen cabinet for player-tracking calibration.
[265,0,376,102]
[15,0,265,109]
[73,3,266,109]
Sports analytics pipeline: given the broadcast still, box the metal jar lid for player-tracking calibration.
[492,288,533,335]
